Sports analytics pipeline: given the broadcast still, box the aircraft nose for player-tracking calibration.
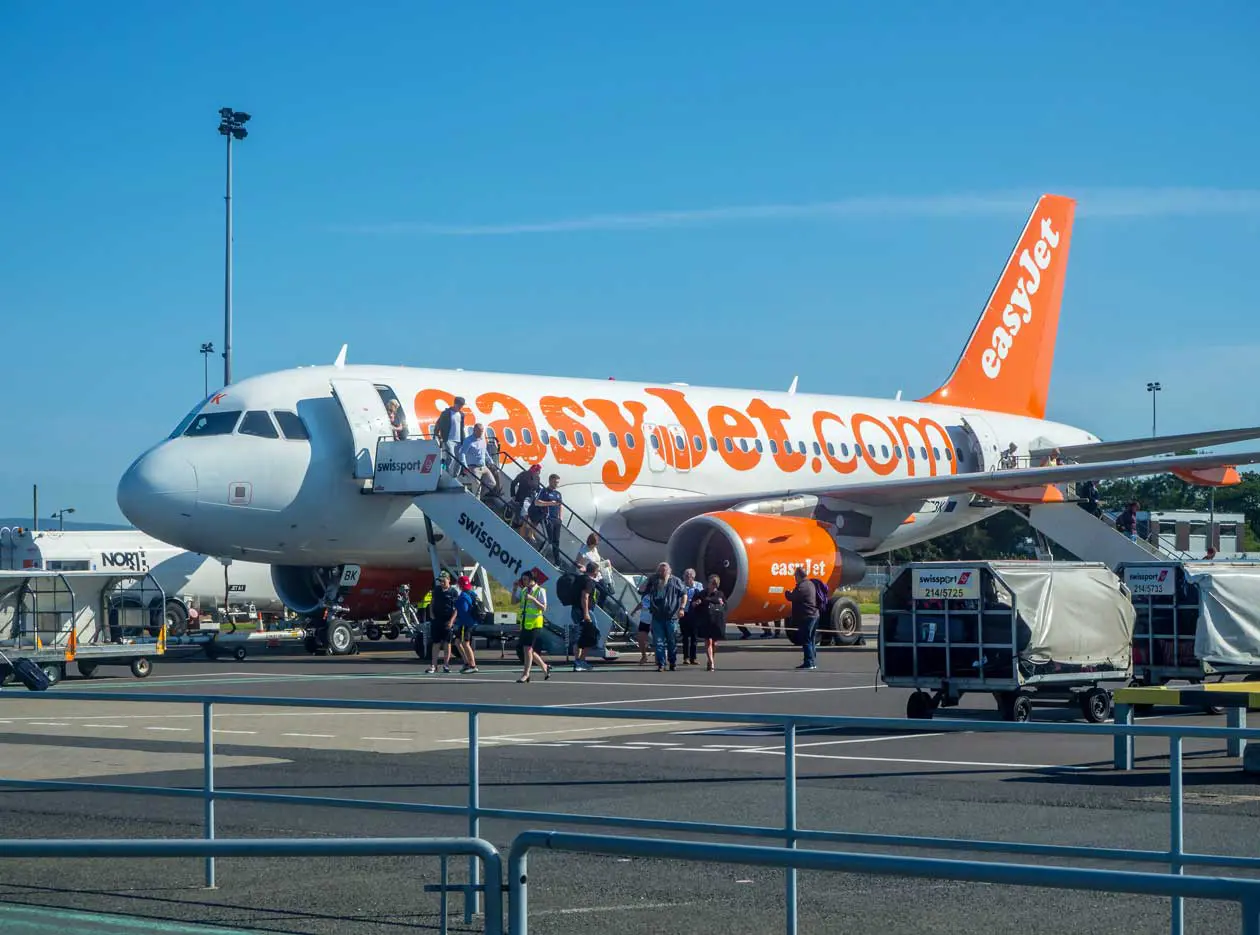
[117,446,199,535]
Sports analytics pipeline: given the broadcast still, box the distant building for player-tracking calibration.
[1133,508,1250,558]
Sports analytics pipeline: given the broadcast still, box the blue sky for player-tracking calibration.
[2,1,1258,523]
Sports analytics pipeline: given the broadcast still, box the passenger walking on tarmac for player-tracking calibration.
[513,570,551,683]
[784,567,820,670]
[434,397,467,474]
[458,423,497,499]
[571,562,601,671]
[678,568,703,665]
[453,575,481,674]
[534,473,564,564]
[639,562,685,671]
[426,571,459,674]
[636,592,651,664]
[696,575,726,671]
[386,400,409,441]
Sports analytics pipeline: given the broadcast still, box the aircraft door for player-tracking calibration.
[330,379,393,479]
[956,415,1003,473]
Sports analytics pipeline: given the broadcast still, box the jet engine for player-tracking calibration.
[271,565,434,620]
[666,511,867,630]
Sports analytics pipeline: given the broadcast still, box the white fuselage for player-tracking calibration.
[116,365,1098,571]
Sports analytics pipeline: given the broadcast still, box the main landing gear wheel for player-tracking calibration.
[130,658,153,679]
[828,598,863,647]
[1080,687,1112,723]
[906,691,935,719]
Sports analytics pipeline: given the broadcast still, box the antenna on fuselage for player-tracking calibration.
[333,344,347,368]
[895,390,902,400]
[788,376,798,394]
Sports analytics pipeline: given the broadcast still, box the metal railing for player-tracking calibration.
[2,691,1259,935]
[0,835,503,935]
[507,831,1260,935]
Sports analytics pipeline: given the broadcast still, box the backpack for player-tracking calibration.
[556,572,580,607]
[468,590,487,623]
[811,578,830,608]
[435,408,453,441]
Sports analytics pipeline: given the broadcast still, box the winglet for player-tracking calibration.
[918,194,1076,419]
[787,376,798,395]
[333,344,348,368]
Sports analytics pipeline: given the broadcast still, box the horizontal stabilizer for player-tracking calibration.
[1030,426,1260,464]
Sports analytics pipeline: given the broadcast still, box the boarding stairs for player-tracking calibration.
[1020,498,1195,570]
[366,437,640,660]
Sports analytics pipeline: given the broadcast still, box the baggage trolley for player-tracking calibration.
[879,561,1135,722]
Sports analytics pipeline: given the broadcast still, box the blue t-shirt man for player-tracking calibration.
[533,475,563,563]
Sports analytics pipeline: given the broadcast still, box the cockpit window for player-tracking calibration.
[239,410,279,439]
[273,410,310,440]
[168,397,212,439]
[183,411,242,437]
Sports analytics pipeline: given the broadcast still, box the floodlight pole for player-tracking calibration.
[218,107,250,387]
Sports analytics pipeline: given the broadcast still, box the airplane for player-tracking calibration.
[115,193,1260,643]
[0,525,430,638]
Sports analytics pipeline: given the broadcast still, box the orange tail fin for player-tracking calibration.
[918,193,1076,419]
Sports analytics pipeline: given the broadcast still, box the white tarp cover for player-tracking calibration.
[988,562,1136,667]
[1185,563,1260,668]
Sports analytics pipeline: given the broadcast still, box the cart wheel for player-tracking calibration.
[77,662,98,679]
[365,625,382,641]
[1080,687,1112,723]
[233,646,248,661]
[1202,704,1226,716]
[40,663,63,687]
[906,691,934,720]
[130,658,153,679]
[1010,693,1034,722]
[384,624,400,640]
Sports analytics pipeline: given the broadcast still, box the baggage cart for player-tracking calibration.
[1119,561,1260,695]
[0,570,167,687]
[879,561,1135,722]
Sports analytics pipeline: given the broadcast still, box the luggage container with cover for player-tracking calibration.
[879,561,1135,722]
[0,570,166,687]
[1120,561,1260,691]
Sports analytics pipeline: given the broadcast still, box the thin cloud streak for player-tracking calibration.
[330,188,1260,236]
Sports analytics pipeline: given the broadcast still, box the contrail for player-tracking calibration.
[328,187,1260,236]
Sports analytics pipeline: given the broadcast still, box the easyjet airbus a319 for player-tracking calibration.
[117,194,1260,627]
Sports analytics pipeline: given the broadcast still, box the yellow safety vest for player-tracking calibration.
[520,585,544,630]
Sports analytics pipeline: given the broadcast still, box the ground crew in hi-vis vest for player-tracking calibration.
[513,570,551,683]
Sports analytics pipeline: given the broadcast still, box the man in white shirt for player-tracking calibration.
[458,423,497,497]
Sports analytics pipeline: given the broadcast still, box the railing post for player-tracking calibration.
[1243,897,1260,935]
[1227,706,1246,759]
[440,855,449,935]
[1114,703,1134,770]
[1171,735,1184,935]
[467,710,481,923]
[203,701,216,889]
[784,721,798,935]
[509,844,529,935]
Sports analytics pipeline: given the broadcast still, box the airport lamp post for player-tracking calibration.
[217,107,250,387]
[1146,381,1161,437]
[52,508,75,531]
[200,342,215,397]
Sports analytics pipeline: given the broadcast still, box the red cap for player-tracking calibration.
[458,575,472,589]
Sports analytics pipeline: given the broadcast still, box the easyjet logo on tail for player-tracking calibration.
[981,215,1062,380]
[917,193,1075,421]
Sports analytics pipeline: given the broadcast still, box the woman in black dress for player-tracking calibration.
[695,574,726,671]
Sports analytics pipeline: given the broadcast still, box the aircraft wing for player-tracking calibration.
[620,448,1260,539]
[1029,426,1260,465]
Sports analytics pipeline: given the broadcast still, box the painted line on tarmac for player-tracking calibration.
[444,722,683,742]
[548,684,874,709]
[738,732,951,753]
[0,901,261,933]
[534,902,687,916]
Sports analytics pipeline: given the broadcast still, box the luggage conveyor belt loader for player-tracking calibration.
[878,561,1136,722]
[0,570,168,687]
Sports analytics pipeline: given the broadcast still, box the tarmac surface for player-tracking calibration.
[1,621,1258,934]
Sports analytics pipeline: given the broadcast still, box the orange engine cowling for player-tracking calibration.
[665,511,866,624]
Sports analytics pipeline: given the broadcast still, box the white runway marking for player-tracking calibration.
[145,726,190,732]
[548,684,873,709]
[282,733,335,739]
[212,729,256,735]
[739,732,951,753]
[741,747,1093,770]
[534,902,685,916]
